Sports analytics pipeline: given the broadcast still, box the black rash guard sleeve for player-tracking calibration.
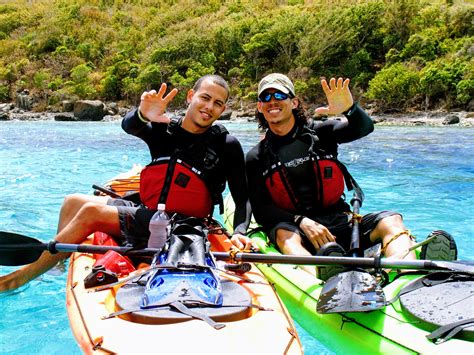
[310,103,374,146]
[247,103,374,230]
[223,135,251,235]
[122,108,150,137]
[121,108,170,159]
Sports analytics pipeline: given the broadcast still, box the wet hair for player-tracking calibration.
[256,98,308,130]
[193,74,230,102]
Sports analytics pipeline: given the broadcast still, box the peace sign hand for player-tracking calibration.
[314,77,354,117]
[139,83,178,124]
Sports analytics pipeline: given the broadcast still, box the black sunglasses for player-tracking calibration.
[258,91,291,103]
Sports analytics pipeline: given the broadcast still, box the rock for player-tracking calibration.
[54,113,77,121]
[371,116,386,124]
[427,111,446,119]
[234,109,255,118]
[0,103,13,112]
[102,114,122,122]
[16,91,33,111]
[467,99,474,112]
[118,107,129,116]
[62,100,74,112]
[0,111,9,120]
[106,102,119,115]
[74,100,105,121]
[219,109,232,120]
[442,114,460,125]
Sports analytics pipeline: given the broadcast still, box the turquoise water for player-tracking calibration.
[0,120,473,354]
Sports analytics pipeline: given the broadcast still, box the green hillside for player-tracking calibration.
[0,0,472,112]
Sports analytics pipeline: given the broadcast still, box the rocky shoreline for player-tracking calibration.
[1,100,473,127]
[370,110,474,127]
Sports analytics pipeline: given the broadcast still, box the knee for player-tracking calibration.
[276,229,300,249]
[370,214,405,242]
[379,214,404,230]
[63,193,88,209]
[76,202,106,226]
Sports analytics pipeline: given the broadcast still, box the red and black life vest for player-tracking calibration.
[140,119,228,218]
[260,125,362,213]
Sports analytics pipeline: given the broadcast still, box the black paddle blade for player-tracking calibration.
[432,260,474,274]
[317,270,386,313]
[0,231,46,266]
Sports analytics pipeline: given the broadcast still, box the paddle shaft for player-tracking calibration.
[2,240,469,272]
[349,195,362,257]
[212,251,467,271]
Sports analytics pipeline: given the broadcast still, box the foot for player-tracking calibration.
[420,230,457,261]
[315,242,346,281]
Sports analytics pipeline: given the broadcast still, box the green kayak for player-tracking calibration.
[224,196,474,354]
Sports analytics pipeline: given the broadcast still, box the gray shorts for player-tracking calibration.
[269,210,400,253]
[107,198,156,248]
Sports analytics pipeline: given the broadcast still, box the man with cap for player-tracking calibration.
[245,73,456,279]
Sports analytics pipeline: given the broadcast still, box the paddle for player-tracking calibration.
[317,189,386,313]
[92,184,121,198]
[1,231,473,274]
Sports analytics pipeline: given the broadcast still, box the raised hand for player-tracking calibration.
[139,83,178,123]
[314,77,354,117]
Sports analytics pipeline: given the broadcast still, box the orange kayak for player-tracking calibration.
[66,169,302,354]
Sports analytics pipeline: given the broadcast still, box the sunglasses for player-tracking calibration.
[258,91,291,102]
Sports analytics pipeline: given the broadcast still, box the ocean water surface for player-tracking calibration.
[0,120,473,354]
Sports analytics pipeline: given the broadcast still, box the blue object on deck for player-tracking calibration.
[141,220,223,309]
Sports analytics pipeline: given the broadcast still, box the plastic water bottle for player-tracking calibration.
[148,203,169,249]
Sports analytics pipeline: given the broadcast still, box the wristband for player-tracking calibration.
[342,102,357,116]
[294,215,305,226]
[137,109,150,123]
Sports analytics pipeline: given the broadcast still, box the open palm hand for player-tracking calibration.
[315,77,354,117]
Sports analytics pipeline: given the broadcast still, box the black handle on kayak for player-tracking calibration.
[92,184,121,198]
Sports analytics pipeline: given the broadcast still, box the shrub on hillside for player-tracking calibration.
[366,63,421,110]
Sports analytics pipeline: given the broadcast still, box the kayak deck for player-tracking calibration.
[223,195,473,354]
[66,168,302,354]
[66,235,302,354]
[246,233,474,354]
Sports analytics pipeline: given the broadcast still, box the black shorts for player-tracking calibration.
[107,198,156,248]
[268,211,400,253]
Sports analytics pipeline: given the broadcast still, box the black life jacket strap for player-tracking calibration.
[427,318,474,344]
[170,301,226,329]
[158,155,178,205]
[164,118,227,214]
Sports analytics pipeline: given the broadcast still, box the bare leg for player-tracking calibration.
[369,215,416,260]
[0,202,121,292]
[276,228,316,276]
[57,193,110,232]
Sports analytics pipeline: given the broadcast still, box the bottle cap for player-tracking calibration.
[157,203,166,211]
